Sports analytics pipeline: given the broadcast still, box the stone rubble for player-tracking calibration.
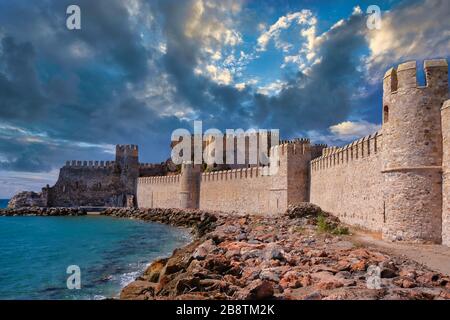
[0,207,87,216]
[108,207,450,300]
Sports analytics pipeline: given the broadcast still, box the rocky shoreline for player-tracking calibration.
[109,205,450,300]
[0,207,87,216]
[2,205,449,300]
[100,208,219,237]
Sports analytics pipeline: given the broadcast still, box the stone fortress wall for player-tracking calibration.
[310,132,384,232]
[441,100,450,246]
[137,139,315,214]
[38,59,450,245]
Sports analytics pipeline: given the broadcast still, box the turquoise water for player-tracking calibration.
[0,199,8,208]
[0,210,191,300]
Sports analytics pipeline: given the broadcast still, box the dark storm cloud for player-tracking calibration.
[0,0,186,171]
[253,13,368,133]
[157,0,252,129]
[157,0,367,135]
[0,37,46,121]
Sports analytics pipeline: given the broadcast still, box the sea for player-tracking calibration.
[0,199,191,300]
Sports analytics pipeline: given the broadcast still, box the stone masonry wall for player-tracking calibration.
[199,167,272,214]
[136,167,274,214]
[442,100,450,246]
[137,175,181,208]
[310,132,384,231]
[136,141,311,215]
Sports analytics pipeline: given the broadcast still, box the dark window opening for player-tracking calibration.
[383,106,389,123]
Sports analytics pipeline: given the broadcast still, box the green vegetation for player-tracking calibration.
[316,214,349,235]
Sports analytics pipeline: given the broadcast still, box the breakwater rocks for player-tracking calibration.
[100,208,218,237]
[119,207,450,300]
[7,191,46,209]
[0,207,87,216]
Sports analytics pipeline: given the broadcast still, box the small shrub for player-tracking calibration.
[317,215,333,233]
[316,214,349,235]
[332,226,349,235]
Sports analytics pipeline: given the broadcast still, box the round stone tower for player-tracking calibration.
[179,162,201,209]
[382,59,448,242]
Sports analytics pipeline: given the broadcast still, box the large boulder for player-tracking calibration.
[285,203,322,218]
[8,191,45,209]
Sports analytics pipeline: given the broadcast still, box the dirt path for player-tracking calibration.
[350,231,450,276]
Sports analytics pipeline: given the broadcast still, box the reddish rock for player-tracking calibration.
[204,254,231,273]
[350,260,367,272]
[143,258,168,283]
[394,277,417,289]
[312,272,345,290]
[120,281,157,300]
[192,239,216,260]
[236,280,274,300]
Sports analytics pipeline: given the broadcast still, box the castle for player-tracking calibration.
[39,59,450,246]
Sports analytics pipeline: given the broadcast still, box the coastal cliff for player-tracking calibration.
[7,191,47,209]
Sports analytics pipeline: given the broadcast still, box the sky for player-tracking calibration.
[0,0,449,197]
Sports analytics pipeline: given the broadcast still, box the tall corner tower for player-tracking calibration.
[382,59,448,243]
[179,161,201,209]
[116,144,140,196]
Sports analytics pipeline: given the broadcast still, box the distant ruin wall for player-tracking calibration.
[199,167,272,214]
[310,132,384,231]
[49,164,125,207]
[137,175,181,208]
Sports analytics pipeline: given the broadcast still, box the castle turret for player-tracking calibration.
[179,162,201,209]
[116,145,139,203]
[442,100,450,246]
[382,59,448,242]
[269,139,311,213]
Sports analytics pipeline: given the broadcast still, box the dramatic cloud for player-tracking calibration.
[252,11,369,134]
[329,121,381,141]
[257,10,316,53]
[366,0,450,80]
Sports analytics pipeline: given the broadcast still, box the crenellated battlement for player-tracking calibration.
[116,144,139,151]
[311,131,382,171]
[116,144,139,159]
[138,175,180,185]
[201,166,271,182]
[270,139,311,158]
[64,160,116,168]
[279,138,310,145]
[383,59,448,94]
